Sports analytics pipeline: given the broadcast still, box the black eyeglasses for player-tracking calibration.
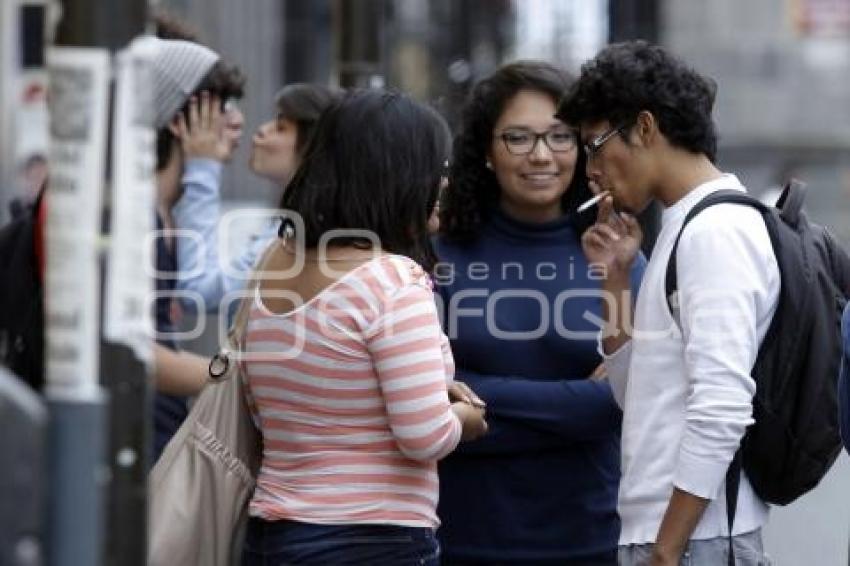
[498,127,577,156]
[583,124,629,158]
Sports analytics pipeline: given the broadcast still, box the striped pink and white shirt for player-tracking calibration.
[244,253,462,529]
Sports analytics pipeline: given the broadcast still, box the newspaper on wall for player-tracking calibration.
[104,37,156,363]
[44,47,110,401]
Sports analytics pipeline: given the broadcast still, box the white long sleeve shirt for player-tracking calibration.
[602,174,780,544]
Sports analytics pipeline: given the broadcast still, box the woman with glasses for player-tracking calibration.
[435,61,646,564]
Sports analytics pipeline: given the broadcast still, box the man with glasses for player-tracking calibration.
[558,41,777,565]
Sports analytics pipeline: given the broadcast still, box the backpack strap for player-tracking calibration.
[664,189,769,317]
[208,241,281,383]
[229,241,280,349]
[726,450,742,566]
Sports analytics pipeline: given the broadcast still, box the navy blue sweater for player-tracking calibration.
[434,209,645,564]
[153,215,188,462]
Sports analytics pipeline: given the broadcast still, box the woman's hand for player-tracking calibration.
[175,91,230,162]
[452,402,488,442]
[449,381,486,408]
[581,195,643,275]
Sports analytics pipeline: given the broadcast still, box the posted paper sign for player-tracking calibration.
[104,38,155,362]
[45,47,110,400]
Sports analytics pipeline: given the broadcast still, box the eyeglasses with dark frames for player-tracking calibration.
[583,124,629,158]
[498,127,578,156]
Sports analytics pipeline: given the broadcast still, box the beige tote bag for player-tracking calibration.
[148,247,275,566]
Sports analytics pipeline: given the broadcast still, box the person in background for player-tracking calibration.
[7,154,48,220]
[0,182,46,391]
[434,60,645,565]
[147,35,245,460]
[171,82,339,315]
[239,89,487,565]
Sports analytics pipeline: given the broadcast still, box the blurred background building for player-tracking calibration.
[1,0,849,562]
[5,0,850,243]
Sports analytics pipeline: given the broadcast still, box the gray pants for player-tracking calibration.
[618,529,771,566]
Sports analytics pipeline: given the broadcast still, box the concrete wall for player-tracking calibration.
[664,0,850,148]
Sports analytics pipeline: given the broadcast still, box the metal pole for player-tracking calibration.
[0,366,47,566]
[284,0,333,85]
[334,0,386,88]
[47,1,147,565]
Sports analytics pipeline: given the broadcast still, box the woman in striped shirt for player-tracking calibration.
[241,89,488,566]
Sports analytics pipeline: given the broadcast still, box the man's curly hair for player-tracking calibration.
[441,61,593,243]
[557,41,718,161]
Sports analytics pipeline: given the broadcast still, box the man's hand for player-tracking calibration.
[651,488,710,565]
[582,195,642,354]
[175,91,230,162]
[649,547,681,566]
[581,195,643,276]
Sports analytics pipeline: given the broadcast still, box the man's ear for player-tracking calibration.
[634,110,659,147]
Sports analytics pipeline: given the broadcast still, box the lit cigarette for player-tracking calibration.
[576,191,610,213]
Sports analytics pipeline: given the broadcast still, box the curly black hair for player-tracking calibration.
[557,40,718,161]
[440,60,593,243]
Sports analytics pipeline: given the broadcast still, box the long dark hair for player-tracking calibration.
[441,60,592,242]
[274,83,342,154]
[279,89,450,272]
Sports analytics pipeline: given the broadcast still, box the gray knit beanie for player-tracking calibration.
[145,36,220,129]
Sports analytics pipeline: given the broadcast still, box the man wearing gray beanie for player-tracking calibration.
[149,37,219,130]
[146,35,246,462]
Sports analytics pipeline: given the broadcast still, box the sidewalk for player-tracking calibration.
[764,452,850,564]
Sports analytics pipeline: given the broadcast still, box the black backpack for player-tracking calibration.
[666,181,850,535]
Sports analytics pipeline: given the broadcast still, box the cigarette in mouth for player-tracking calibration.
[577,191,610,213]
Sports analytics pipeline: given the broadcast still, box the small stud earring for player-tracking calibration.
[485,161,493,170]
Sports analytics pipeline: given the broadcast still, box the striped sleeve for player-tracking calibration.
[365,280,462,462]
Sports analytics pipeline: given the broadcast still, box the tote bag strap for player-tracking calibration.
[228,240,282,348]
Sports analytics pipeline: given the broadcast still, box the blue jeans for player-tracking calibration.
[241,517,440,565]
[618,529,771,565]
